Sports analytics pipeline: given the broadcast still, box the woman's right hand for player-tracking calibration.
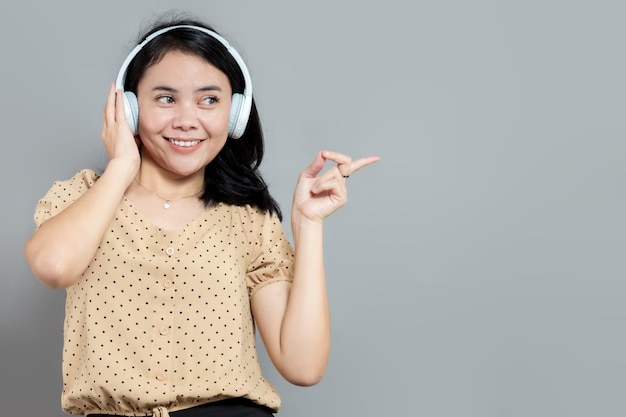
[101,83,141,174]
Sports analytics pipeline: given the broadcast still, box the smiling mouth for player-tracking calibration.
[167,138,202,147]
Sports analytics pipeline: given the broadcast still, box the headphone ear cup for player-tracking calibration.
[228,93,244,139]
[123,91,139,135]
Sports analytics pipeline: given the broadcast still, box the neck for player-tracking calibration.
[135,178,201,200]
[135,163,205,199]
[132,165,205,210]
[134,179,202,210]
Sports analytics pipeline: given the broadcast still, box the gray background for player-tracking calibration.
[2,0,625,416]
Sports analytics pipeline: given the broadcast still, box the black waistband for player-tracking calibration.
[87,397,274,417]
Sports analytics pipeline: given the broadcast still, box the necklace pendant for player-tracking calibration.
[163,201,171,209]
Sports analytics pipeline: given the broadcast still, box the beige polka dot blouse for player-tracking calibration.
[34,169,294,416]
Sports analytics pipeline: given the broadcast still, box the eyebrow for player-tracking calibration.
[152,85,223,93]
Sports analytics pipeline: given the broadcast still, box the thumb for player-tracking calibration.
[301,151,326,179]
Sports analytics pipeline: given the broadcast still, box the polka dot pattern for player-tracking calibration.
[34,169,294,415]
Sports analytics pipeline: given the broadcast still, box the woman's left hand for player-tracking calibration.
[292,150,380,224]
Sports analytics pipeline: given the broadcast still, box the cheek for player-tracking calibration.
[137,108,168,133]
[203,110,232,135]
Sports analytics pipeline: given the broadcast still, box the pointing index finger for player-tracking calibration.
[343,155,381,177]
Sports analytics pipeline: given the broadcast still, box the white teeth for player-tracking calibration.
[169,139,200,147]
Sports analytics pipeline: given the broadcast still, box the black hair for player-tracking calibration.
[123,14,282,219]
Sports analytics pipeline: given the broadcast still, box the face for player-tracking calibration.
[135,50,233,178]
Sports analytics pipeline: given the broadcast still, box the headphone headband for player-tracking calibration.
[115,24,253,139]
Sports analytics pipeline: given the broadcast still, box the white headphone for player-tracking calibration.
[115,25,253,139]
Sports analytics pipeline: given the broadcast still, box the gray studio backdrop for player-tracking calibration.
[2,1,626,416]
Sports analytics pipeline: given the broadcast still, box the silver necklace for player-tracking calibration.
[135,180,200,209]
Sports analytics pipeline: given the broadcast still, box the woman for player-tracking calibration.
[24,14,379,417]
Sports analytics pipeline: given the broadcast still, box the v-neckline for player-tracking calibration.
[121,195,221,233]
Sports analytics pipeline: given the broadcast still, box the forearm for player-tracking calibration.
[278,218,331,384]
[25,159,137,289]
[258,150,377,384]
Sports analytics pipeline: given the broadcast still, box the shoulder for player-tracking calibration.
[34,169,100,227]
[48,169,100,193]
[228,204,284,230]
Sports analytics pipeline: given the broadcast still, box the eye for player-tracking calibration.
[157,95,175,104]
[200,96,218,105]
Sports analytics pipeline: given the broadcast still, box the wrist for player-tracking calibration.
[291,213,323,241]
[106,157,140,183]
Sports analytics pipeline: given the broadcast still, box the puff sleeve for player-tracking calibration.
[243,207,295,298]
[33,169,99,229]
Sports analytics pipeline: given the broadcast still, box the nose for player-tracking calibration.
[172,102,199,130]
